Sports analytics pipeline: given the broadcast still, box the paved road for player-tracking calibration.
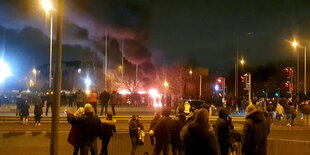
[0,126,309,155]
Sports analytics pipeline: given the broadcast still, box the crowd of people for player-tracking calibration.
[65,102,270,155]
[66,104,116,155]
[13,88,119,125]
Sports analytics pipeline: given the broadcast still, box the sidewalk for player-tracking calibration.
[0,103,160,116]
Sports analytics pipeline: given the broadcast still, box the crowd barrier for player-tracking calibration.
[102,133,310,155]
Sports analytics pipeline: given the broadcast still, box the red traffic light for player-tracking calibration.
[241,76,245,82]
[285,82,289,87]
[217,78,222,83]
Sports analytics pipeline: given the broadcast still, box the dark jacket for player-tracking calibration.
[154,116,172,145]
[99,120,116,138]
[20,102,29,116]
[99,91,110,104]
[181,122,221,155]
[67,112,101,143]
[266,104,275,112]
[170,114,186,146]
[214,118,230,155]
[68,123,82,147]
[242,110,270,155]
[149,116,160,131]
[34,100,43,116]
[129,118,144,138]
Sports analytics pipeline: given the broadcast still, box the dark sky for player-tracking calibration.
[1,0,310,77]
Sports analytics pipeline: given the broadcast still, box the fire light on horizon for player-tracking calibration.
[119,89,131,95]
[148,89,162,107]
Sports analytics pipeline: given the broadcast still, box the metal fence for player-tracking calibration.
[102,133,310,155]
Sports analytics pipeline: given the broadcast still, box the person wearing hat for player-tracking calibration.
[242,104,270,155]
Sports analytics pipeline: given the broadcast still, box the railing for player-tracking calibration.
[102,133,310,155]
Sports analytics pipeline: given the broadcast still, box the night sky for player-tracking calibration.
[1,0,310,77]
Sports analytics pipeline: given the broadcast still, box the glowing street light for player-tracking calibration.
[40,0,53,89]
[77,68,81,74]
[164,81,169,87]
[41,0,52,13]
[291,40,300,96]
[0,58,12,83]
[292,41,298,48]
[189,69,193,75]
[240,59,245,65]
[32,68,37,74]
[85,77,91,88]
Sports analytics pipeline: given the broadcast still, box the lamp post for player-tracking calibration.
[235,58,245,98]
[41,0,53,89]
[304,46,307,96]
[292,41,300,98]
[32,67,37,84]
[164,81,169,96]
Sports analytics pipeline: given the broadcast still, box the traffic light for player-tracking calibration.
[241,76,245,82]
[285,67,294,96]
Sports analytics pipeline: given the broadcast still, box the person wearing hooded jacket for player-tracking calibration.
[181,108,220,155]
[242,104,270,155]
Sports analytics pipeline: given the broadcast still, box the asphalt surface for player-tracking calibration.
[0,124,309,155]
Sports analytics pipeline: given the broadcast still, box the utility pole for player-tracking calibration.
[235,37,239,98]
[121,39,124,80]
[304,46,307,96]
[199,75,202,99]
[50,0,63,154]
[136,64,138,87]
[104,30,108,89]
[248,73,251,105]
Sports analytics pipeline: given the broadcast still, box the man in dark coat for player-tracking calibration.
[99,90,110,116]
[129,115,144,155]
[242,105,270,155]
[181,108,220,155]
[153,108,173,155]
[34,94,43,126]
[214,108,232,155]
[149,112,161,145]
[45,90,54,116]
[171,112,186,155]
[75,88,86,109]
[67,104,101,155]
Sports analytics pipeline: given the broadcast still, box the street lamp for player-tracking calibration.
[292,40,300,98]
[291,40,307,97]
[41,0,53,89]
[189,69,193,75]
[235,58,246,98]
[164,81,169,96]
[240,59,245,65]
[32,67,37,87]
